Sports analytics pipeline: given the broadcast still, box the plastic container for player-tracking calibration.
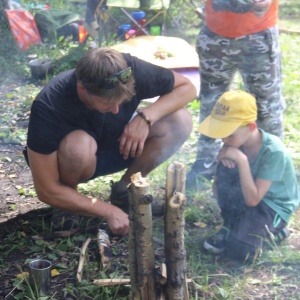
[131,11,147,37]
[150,25,161,36]
[118,24,131,40]
[131,11,145,21]
[28,58,53,79]
[126,29,136,39]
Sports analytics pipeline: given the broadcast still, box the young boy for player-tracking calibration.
[198,90,299,261]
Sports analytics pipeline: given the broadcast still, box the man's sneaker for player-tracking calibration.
[273,226,290,244]
[110,181,164,216]
[203,227,230,254]
[109,181,130,211]
[51,208,79,231]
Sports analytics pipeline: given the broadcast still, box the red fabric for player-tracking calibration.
[78,24,89,43]
[5,9,42,51]
[205,0,278,38]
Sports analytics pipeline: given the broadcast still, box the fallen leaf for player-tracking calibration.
[51,269,60,277]
[16,272,29,280]
[194,222,207,228]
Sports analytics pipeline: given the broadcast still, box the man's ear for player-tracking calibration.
[77,81,86,93]
[248,122,257,131]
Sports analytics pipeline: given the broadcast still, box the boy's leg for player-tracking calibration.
[211,164,288,261]
[225,201,288,262]
[203,163,245,253]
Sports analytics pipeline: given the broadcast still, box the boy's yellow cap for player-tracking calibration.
[198,90,257,139]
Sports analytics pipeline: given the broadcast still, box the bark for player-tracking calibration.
[128,172,156,300]
[97,229,111,271]
[165,162,188,300]
[166,161,186,199]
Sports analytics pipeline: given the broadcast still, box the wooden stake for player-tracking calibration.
[165,162,188,300]
[128,172,156,300]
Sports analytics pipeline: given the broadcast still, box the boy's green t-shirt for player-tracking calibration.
[250,130,299,222]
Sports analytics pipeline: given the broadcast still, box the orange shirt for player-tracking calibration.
[205,0,278,38]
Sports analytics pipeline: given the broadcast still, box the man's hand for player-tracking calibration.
[119,115,149,159]
[251,0,273,18]
[106,206,129,236]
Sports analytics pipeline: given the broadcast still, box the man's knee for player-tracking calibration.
[168,108,193,138]
[58,130,97,172]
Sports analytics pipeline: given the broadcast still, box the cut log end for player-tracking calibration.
[168,192,186,209]
[130,172,148,187]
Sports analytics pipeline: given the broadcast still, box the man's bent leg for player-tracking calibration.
[121,108,192,182]
[52,130,98,230]
[57,130,98,187]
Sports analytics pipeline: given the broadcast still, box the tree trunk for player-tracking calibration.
[165,162,188,300]
[128,172,156,300]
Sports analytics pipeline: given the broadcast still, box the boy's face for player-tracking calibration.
[221,125,252,148]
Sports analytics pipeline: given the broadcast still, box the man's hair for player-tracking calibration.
[75,47,135,102]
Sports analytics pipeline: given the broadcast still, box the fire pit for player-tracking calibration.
[28,58,53,79]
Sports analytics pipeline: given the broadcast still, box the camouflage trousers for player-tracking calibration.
[194,25,285,165]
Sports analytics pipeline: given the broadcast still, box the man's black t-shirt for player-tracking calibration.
[27,53,174,154]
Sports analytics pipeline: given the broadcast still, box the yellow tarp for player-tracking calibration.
[111,36,199,70]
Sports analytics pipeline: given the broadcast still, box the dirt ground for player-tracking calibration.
[0,143,47,224]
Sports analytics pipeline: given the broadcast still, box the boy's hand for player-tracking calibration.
[217,145,246,168]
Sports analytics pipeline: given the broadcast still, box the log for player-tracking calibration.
[165,193,187,300]
[165,162,188,300]
[128,172,156,300]
[166,161,186,199]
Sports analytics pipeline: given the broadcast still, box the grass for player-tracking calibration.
[0,1,300,299]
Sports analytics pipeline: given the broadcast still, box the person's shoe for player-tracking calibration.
[109,181,130,211]
[110,181,165,216]
[203,226,230,254]
[273,227,290,244]
[51,208,79,231]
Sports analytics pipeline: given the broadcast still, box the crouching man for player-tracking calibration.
[24,47,196,235]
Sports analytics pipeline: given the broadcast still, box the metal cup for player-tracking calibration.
[28,259,52,296]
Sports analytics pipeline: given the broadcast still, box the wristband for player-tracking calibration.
[136,109,153,128]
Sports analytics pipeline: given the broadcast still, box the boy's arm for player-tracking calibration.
[236,154,272,206]
[217,146,272,207]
